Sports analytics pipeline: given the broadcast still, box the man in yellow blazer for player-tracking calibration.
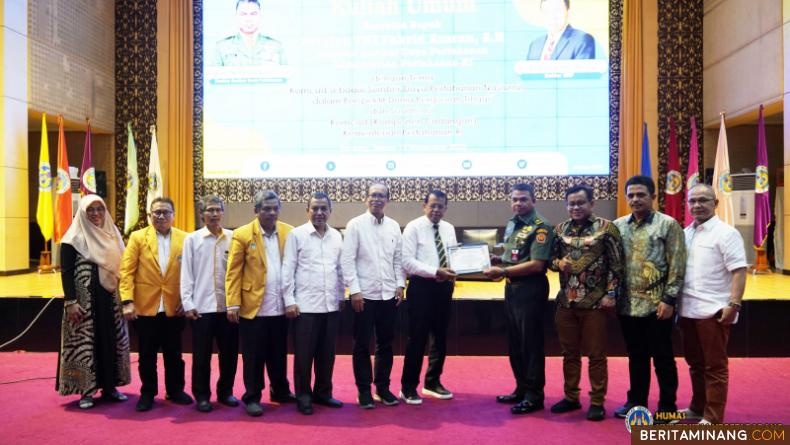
[120,197,193,412]
[225,190,295,417]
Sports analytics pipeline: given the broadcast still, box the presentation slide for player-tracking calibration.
[202,0,611,178]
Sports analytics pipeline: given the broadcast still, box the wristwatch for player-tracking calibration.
[728,302,742,311]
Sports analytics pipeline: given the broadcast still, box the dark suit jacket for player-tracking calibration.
[526,25,595,60]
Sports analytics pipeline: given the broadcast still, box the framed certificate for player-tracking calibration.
[447,243,492,275]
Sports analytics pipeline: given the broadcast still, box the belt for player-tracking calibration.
[506,275,543,284]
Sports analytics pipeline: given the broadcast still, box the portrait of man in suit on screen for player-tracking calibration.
[526,0,596,60]
[213,0,286,67]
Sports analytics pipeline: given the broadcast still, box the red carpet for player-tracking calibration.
[1,353,788,444]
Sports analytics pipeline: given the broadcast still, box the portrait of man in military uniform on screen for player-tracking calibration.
[214,0,286,67]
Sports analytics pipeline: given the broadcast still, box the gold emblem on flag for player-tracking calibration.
[38,164,52,191]
[755,166,769,193]
[56,169,71,194]
[665,170,682,195]
[686,172,699,190]
[719,171,732,194]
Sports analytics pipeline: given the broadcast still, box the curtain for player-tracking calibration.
[161,0,195,231]
[617,0,644,217]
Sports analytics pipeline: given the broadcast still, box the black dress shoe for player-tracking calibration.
[511,400,544,415]
[270,392,297,403]
[550,398,582,413]
[218,395,240,407]
[197,400,212,413]
[297,401,313,415]
[587,404,605,421]
[101,390,128,402]
[496,393,525,404]
[245,402,263,417]
[136,394,154,412]
[357,391,375,409]
[312,396,343,408]
[166,392,194,405]
[614,402,636,419]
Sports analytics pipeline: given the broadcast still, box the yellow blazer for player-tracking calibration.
[120,226,187,316]
[225,219,293,320]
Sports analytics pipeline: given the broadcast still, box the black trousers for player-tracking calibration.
[293,312,340,404]
[504,276,548,404]
[239,315,291,404]
[135,313,186,397]
[618,314,678,411]
[401,277,453,391]
[352,298,397,392]
[190,313,239,402]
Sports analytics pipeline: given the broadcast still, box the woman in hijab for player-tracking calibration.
[57,194,131,409]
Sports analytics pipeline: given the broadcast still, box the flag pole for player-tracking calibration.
[38,242,55,273]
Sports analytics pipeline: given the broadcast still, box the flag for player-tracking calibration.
[146,125,163,213]
[79,121,96,196]
[754,104,772,248]
[640,122,652,177]
[123,122,139,234]
[54,115,73,243]
[36,113,54,242]
[684,117,701,226]
[713,114,734,225]
[664,117,683,223]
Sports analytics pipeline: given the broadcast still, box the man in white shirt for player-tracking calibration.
[341,183,406,409]
[180,195,237,413]
[679,184,747,425]
[400,190,458,405]
[225,190,295,417]
[282,192,345,415]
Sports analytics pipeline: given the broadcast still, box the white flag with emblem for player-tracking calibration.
[713,114,734,226]
[146,125,164,214]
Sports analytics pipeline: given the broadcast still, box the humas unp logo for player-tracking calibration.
[625,406,653,433]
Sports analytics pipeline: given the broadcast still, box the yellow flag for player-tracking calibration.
[36,113,54,242]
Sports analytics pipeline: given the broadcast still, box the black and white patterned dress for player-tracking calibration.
[57,244,131,396]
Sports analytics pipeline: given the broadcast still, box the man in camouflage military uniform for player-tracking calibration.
[484,183,554,415]
[213,0,286,67]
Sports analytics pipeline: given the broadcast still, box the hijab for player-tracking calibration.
[61,194,125,292]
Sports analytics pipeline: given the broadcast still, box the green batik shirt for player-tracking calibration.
[550,215,624,309]
[501,209,554,268]
[214,34,286,66]
[613,211,686,317]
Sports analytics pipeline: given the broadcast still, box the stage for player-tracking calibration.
[1,271,789,356]
[0,353,788,445]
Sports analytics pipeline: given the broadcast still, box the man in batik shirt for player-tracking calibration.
[549,184,624,421]
[613,175,686,421]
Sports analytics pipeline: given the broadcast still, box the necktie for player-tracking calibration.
[542,37,557,60]
[434,223,447,268]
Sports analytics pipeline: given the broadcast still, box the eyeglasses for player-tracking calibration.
[151,210,173,217]
[203,208,223,214]
[687,198,714,205]
[86,207,106,214]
